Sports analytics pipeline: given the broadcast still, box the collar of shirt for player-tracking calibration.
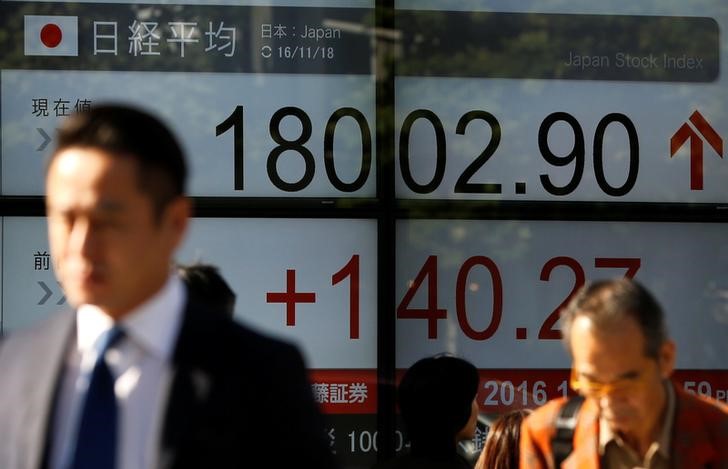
[75,274,186,364]
[598,380,676,461]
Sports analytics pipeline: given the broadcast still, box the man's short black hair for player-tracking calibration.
[398,354,479,452]
[178,263,236,318]
[51,103,187,218]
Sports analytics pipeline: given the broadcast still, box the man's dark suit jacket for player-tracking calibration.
[0,297,338,469]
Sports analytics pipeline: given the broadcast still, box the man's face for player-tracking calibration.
[569,314,675,440]
[46,147,188,319]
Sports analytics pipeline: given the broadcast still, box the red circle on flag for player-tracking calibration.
[40,23,63,48]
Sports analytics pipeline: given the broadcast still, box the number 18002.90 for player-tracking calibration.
[216,106,640,197]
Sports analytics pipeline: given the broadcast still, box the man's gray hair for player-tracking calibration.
[560,278,668,359]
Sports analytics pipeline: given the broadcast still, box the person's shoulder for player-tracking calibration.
[523,396,570,431]
[0,311,74,390]
[186,299,297,350]
[199,307,304,365]
[0,310,73,358]
[520,397,585,469]
[227,317,298,355]
[671,382,728,465]
[675,382,728,423]
[370,455,404,469]
[370,454,469,469]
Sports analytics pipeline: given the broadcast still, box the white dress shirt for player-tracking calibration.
[48,275,186,469]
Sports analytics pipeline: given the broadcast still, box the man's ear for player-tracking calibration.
[163,196,190,249]
[658,340,676,379]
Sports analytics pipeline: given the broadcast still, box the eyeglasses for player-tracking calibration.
[569,368,646,398]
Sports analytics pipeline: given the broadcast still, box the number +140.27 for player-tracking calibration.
[397,255,640,340]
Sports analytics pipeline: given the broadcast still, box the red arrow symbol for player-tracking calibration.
[670,111,723,190]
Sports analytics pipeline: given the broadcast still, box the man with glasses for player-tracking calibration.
[520,278,728,468]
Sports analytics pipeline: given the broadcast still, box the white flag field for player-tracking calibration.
[24,15,78,56]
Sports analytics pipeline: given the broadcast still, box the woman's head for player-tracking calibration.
[398,355,480,447]
[477,409,531,469]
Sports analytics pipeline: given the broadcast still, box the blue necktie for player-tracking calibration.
[68,326,125,469]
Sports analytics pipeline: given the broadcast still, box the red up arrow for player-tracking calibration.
[670,110,723,190]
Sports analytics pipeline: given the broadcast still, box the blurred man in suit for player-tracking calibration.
[520,278,728,468]
[0,104,337,469]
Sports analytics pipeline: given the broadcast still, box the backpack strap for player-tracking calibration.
[551,395,585,467]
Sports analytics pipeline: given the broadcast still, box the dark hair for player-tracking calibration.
[178,263,236,318]
[560,278,668,359]
[398,355,479,453]
[51,104,187,219]
[477,409,530,469]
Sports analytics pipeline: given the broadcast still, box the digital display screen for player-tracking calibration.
[1,1,376,198]
[1,216,379,464]
[394,2,727,203]
[396,219,728,410]
[2,0,727,466]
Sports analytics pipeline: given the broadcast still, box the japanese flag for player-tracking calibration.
[24,15,78,56]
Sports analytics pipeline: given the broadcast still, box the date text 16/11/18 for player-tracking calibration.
[278,46,335,60]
